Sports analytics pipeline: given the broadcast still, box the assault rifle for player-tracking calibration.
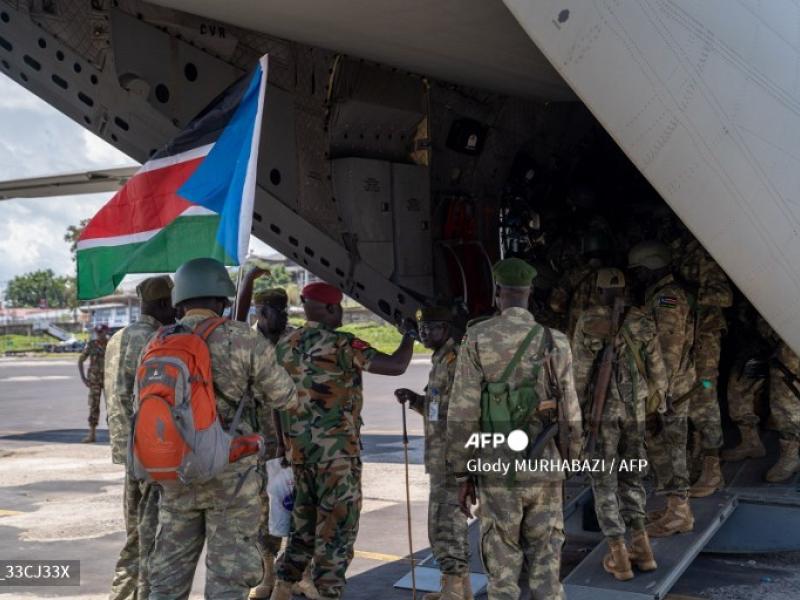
[585,296,625,455]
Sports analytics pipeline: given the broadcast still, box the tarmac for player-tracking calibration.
[1,356,799,599]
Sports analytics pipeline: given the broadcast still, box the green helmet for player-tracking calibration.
[172,257,236,305]
[628,241,671,270]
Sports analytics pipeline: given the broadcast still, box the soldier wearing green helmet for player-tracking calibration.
[147,257,300,600]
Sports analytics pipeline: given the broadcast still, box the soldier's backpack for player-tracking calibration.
[129,317,262,484]
[480,324,554,437]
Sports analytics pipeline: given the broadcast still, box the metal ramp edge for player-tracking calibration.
[564,493,738,600]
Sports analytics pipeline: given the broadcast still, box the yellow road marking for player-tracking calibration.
[0,509,22,517]
[354,550,408,563]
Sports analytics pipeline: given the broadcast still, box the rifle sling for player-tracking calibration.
[498,325,542,384]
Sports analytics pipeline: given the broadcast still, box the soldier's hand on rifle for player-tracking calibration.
[458,479,477,518]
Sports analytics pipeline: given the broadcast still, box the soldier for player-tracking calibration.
[670,234,732,497]
[235,268,302,599]
[627,241,696,537]
[146,258,300,600]
[78,323,109,443]
[528,261,565,331]
[756,317,800,482]
[447,258,583,600]
[572,268,665,581]
[549,231,613,338]
[394,306,471,600]
[721,297,769,462]
[105,276,176,600]
[270,282,416,600]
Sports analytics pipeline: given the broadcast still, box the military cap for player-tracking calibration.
[136,275,173,302]
[493,258,537,288]
[254,287,288,309]
[416,306,452,323]
[595,268,626,289]
[301,282,343,305]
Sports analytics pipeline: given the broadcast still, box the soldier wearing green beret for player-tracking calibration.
[447,258,583,600]
[395,306,471,600]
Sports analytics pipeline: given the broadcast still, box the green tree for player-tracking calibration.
[4,269,72,308]
[253,265,293,294]
[64,218,90,262]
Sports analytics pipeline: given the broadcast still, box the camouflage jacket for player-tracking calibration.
[104,314,161,464]
[644,275,696,398]
[275,321,378,465]
[80,338,107,378]
[410,338,459,474]
[550,264,603,338]
[447,307,583,482]
[672,237,732,333]
[160,310,299,436]
[572,305,669,415]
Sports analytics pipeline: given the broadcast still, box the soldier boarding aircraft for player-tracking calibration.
[1,2,799,598]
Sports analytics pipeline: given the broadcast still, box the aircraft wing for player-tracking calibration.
[0,167,138,200]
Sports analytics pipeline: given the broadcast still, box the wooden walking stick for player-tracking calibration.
[402,401,417,599]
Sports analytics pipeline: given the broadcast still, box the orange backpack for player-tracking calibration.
[129,317,262,484]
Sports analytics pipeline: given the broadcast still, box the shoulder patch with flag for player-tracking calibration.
[657,295,678,309]
[76,56,269,300]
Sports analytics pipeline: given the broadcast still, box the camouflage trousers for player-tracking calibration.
[589,397,647,539]
[688,325,724,451]
[147,458,263,600]
[769,343,800,441]
[278,458,362,599]
[258,458,284,556]
[727,369,765,427]
[88,382,103,428]
[477,479,565,600]
[646,393,690,496]
[109,472,160,600]
[428,473,469,576]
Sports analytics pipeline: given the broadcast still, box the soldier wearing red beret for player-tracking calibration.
[271,281,417,600]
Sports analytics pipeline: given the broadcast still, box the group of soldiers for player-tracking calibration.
[78,205,800,599]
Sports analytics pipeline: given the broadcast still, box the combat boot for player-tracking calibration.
[81,426,96,443]
[422,574,446,600]
[646,495,694,537]
[765,439,800,483]
[268,580,293,600]
[602,537,634,581]
[292,567,321,600]
[249,553,276,599]
[628,529,657,571]
[721,425,766,461]
[689,455,724,497]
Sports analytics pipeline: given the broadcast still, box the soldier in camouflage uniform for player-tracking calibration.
[528,261,565,331]
[146,258,300,600]
[721,296,769,463]
[757,317,800,482]
[670,234,732,497]
[105,276,175,600]
[271,282,416,600]
[628,241,696,537]
[78,324,109,443]
[395,306,471,600]
[572,269,665,581]
[549,231,613,338]
[235,268,298,599]
[447,258,583,600]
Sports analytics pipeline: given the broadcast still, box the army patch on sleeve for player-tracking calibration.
[351,338,371,350]
[658,295,678,308]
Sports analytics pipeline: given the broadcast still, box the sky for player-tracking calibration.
[0,74,272,298]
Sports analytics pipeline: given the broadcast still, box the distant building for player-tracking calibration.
[80,294,140,330]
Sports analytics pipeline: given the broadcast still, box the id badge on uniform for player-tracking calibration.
[428,399,440,422]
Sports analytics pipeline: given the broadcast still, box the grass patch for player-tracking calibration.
[288,318,429,354]
[0,334,52,352]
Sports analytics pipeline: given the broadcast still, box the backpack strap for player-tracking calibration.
[498,324,542,384]
[193,316,227,341]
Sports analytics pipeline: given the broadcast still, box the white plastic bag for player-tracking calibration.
[265,457,294,537]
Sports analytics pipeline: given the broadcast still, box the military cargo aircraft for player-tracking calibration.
[1,2,799,598]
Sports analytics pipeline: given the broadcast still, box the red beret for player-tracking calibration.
[302,282,343,305]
